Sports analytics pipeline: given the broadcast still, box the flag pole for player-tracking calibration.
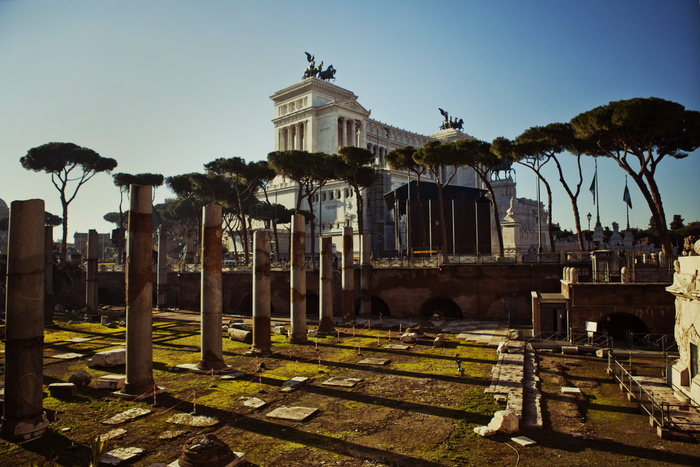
[625,175,630,230]
[595,159,600,226]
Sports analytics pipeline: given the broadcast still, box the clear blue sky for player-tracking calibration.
[1,0,698,241]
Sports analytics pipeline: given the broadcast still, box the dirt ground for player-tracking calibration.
[0,313,698,466]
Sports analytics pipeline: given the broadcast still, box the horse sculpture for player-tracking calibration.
[490,160,514,180]
[318,65,336,81]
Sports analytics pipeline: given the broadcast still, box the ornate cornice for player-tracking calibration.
[270,78,357,103]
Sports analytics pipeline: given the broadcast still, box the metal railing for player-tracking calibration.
[607,354,700,433]
[529,331,612,349]
[625,331,678,352]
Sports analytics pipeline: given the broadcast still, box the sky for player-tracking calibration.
[1,0,699,242]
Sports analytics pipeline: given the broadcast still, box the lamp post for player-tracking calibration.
[586,212,592,251]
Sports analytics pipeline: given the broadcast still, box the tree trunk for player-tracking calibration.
[481,177,504,257]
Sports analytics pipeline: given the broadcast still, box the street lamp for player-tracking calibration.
[586,212,592,251]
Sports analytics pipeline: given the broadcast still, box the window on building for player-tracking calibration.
[329,191,334,200]
[322,193,326,201]
[691,343,699,380]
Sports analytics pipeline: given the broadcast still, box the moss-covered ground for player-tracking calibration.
[0,312,698,466]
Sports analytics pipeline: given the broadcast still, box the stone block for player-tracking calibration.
[228,328,252,344]
[266,406,318,422]
[48,383,77,399]
[400,332,417,343]
[561,346,579,354]
[96,374,126,390]
[473,425,496,437]
[88,348,126,367]
[433,334,444,348]
[69,369,92,387]
[487,410,519,434]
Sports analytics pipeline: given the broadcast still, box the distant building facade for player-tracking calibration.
[254,76,548,256]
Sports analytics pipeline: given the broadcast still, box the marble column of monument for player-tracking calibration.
[198,204,227,371]
[44,225,55,327]
[318,236,335,334]
[157,226,168,310]
[341,227,354,322]
[251,230,272,354]
[290,213,308,343]
[124,185,155,395]
[86,229,98,316]
[359,233,372,318]
[1,199,50,441]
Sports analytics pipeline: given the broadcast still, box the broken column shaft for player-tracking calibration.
[1,199,50,441]
[289,213,308,343]
[85,229,98,316]
[124,185,155,395]
[251,229,272,354]
[157,225,168,310]
[341,227,354,322]
[359,233,372,318]
[198,204,226,370]
[318,235,335,334]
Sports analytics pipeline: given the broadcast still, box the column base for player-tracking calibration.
[317,318,336,335]
[1,412,49,442]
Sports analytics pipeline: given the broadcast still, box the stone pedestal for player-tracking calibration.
[198,204,226,370]
[290,214,308,344]
[124,185,155,395]
[318,236,335,334]
[1,199,50,441]
[251,230,272,354]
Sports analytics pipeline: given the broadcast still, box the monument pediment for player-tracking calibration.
[335,99,371,116]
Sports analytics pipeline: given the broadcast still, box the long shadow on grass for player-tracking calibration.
[229,372,489,422]
[155,394,444,467]
[530,429,700,465]
[242,353,490,387]
[314,340,497,364]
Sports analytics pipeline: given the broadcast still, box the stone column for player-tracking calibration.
[198,204,226,370]
[318,236,335,334]
[251,230,272,354]
[341,227,355,322]
[1,199,50,441]
[339,117,346,148]
[359,233,372,318]
[124,185,155,395]
[44,226,55,326]
[287,126,294,151]
[157,226,168,310]
[289,213,308,344]
[349,119,356,146]
[85,229,99,316]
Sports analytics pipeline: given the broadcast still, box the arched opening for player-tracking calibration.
[599,313,649,340]
[420,297,463,320]
[353,296,391,317]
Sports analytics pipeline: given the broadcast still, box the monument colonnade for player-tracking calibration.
[277,116,365,151]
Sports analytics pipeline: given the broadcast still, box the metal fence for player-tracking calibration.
[625,331,678,352]
[529,331,613,349]
[607,354,700,434]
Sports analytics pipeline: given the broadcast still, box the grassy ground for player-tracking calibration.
[0,313,698,466]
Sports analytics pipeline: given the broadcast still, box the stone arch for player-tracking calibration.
[419,297,463,320]
[486,296,531,321]
[353,296,391,317]
[599,312,649,339]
